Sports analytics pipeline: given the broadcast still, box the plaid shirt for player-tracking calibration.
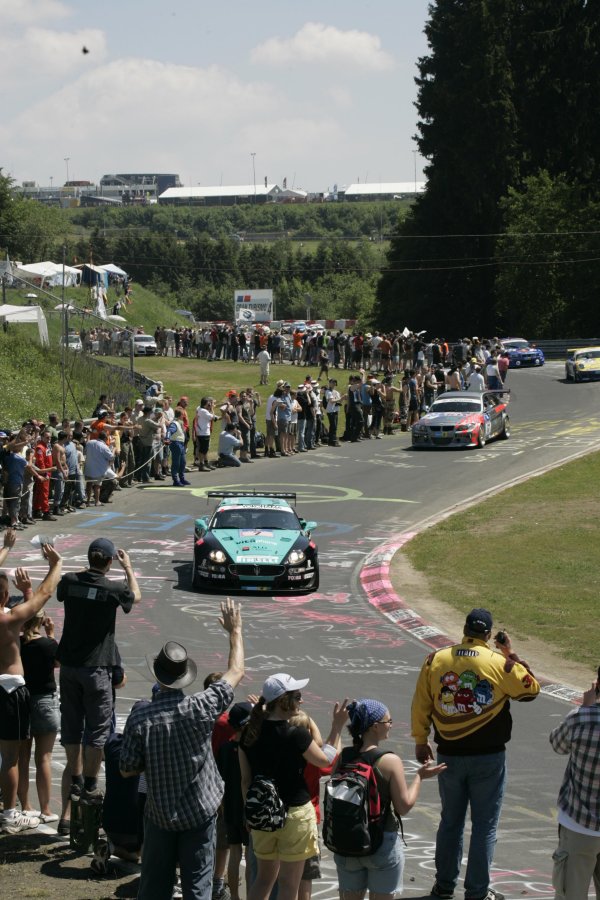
[120,680,233,831]
[549,704,600,832]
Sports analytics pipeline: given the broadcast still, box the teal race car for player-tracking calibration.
[192,491,319,593]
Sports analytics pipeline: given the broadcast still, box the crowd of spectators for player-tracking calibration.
[0,333,514,530]
[1,538,596,900]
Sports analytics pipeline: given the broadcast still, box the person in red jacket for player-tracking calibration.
[288,711,337,900]
[33,431,56,521]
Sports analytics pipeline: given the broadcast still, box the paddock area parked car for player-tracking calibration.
[565,347,600,382]
[411,390,510,449]
[192,491,319,593]
[501,338,545,368]
[131,334,157,356]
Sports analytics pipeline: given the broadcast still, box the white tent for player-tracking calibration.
[0,304,49,345]
[98,263,128,277]
[15,261,81,287]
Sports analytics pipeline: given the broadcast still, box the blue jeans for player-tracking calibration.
[170,441,186,483]
[138,814,216,900]
[297,418,306,451]
[435,751,506,899]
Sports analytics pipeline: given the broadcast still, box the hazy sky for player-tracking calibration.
[1,0,431,193]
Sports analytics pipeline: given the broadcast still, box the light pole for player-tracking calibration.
[50,176,53,191]
[412,149,418,194]
[251,152,256,203]
[64,157,70,187]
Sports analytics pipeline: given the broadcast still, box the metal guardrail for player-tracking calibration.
[532,339,600,360]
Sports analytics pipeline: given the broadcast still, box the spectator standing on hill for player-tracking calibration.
[257,348,270,385]
[51,431,69,517]
[411,609,540,900]
[56,538,140,819]
[167,408,189,487]
[84,431,116,506]
[119,598,244,900]
[549,675,600,900]
[33,431,55,521]
[0,538,62,834]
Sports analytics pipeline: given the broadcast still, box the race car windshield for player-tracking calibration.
[504,340,529,349]
[212,508,299,530]
[430,400,481,413]
[577,350,600,360]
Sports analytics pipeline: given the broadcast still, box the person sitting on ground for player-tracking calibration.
[0,538,63,834]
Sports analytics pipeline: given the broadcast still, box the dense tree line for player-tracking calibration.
[68,200,408,241]
[0,171,67,263]
[73,226,382,322]
[377,1,600,338]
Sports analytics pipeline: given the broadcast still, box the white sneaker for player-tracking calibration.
[39,812,59,824]
[1,810,41,833]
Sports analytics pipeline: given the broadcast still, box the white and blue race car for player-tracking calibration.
[192,491,319,593]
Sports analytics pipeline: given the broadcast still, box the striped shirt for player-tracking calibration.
[120,680,233,831]
[549,704,600,832]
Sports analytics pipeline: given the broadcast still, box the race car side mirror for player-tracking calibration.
[303,520,317,533]
[195,516,209,535]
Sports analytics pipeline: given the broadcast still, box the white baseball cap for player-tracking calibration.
[262,673,309,703]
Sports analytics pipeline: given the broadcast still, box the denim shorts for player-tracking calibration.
[334,830,404,895]
[30,693,60,735]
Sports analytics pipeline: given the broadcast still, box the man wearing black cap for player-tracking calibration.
[120,598,244,900]
[411,608,540,900]
[56,538,141,811]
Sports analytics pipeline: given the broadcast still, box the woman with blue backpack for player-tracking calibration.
[325,699,445,899]
[239,673,348,900]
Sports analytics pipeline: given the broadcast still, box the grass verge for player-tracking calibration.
[403,451,600,668]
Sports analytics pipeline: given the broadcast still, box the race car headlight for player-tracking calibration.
[209,549,227,563]
[288,549,306,565]
[578,363,585,369]
[412,423,427,433]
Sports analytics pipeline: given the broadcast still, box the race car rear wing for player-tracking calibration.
[207,490,297,503]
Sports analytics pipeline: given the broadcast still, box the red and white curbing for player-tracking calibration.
[359,533,582,705]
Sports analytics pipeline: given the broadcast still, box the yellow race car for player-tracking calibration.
[565,347,600,382]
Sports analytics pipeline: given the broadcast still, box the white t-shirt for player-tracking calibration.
[324,388,341,414]
[468,372,485,392]
[257,349,270,367]
[195,407,217,437]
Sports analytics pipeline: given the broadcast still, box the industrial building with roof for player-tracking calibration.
[341,181,426,201]
[158,183,282,206]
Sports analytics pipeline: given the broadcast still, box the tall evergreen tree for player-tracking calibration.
[376,0,519,336]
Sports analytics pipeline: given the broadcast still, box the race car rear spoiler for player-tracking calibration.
[207,490,297,502]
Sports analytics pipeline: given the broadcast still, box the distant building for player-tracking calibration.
[100,173,182,203]
[159,184,281,206]
[341,182,426,201]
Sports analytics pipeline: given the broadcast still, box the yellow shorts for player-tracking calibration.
[251,801,318,862]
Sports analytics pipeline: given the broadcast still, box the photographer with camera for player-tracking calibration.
[411,609,540,900]
[218,423,242,468]
[549,670,600,899]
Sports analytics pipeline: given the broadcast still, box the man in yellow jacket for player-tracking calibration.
[411,608,540,900]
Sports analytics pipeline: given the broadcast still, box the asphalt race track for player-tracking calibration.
[19,360,600,899]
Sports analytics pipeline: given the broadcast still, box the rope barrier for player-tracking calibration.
[1,445,166,503]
